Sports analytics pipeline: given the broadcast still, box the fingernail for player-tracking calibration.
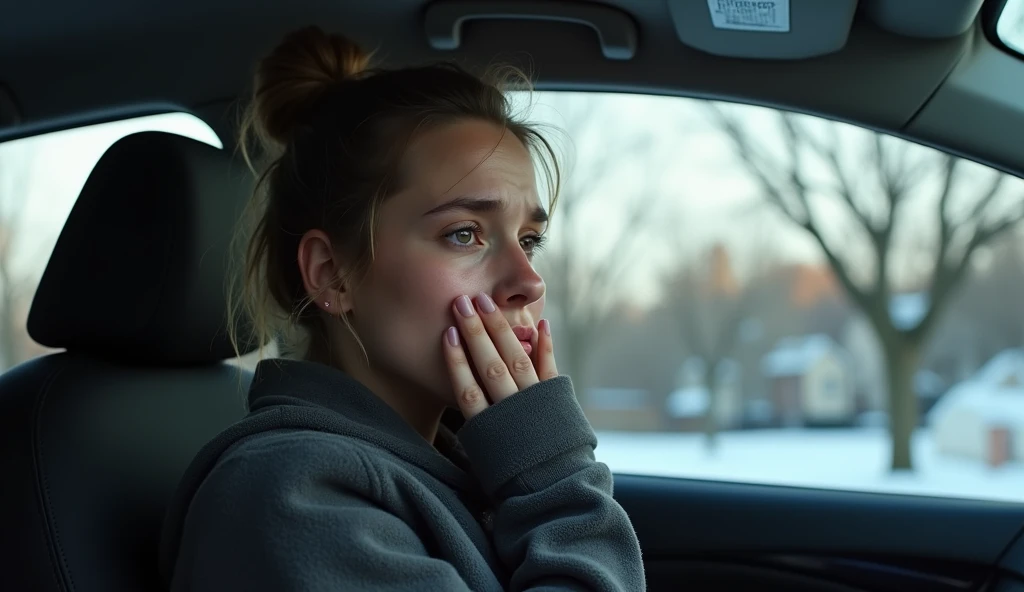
[540,319,551,336]
[456,295,475,317]
[476,293,496,314]
[446,326,460,347]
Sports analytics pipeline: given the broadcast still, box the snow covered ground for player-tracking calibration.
[595,427,1024,503]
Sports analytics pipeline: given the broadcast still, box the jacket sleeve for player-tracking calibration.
[168,436,475,592]
[458,376,646,591]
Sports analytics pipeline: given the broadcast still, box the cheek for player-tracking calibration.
[362,253,491,398]
[365,251,484,336]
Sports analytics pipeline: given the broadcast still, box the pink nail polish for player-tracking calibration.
[540,319,551,336]
[476,293,496,314]
[455,295,475,317]
[446,326,460,347]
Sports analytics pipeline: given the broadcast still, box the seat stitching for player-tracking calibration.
[31,365,76,591]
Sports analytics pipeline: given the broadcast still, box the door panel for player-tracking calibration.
[614,474,1024,591]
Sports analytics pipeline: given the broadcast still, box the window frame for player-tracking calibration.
[985,0,1024,60]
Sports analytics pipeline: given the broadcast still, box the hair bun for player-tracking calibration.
[250,26,371,146]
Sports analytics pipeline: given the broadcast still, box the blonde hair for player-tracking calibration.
[228,26,561,364]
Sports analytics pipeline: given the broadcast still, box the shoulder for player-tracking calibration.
[199,429,384,503]
[169,429,451,591]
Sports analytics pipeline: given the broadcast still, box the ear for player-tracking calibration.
[297,229,353,315]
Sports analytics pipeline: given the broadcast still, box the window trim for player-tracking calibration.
[984,0,1024,61]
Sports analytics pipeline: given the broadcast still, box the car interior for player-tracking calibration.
[3,0,1024,591]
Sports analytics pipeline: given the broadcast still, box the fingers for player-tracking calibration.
[451,294,522,403]
[533,318,559,381]
[444,293,556,418]
[471,293,540,393]
[442,326,489,419]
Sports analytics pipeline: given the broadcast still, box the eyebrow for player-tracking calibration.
[423,196,549,224]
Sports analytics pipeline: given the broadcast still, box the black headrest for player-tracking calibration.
[27,131,253,365]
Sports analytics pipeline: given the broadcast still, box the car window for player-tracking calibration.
[9,97,1024,504]
[999,0,1024,56]
[513,91,1024,503]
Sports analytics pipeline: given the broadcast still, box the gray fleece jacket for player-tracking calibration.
[159,359,645,591]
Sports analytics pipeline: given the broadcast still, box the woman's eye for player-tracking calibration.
[444,227,479,247]
[520,234,547,255]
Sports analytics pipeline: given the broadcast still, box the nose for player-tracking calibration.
[492,244,545,309]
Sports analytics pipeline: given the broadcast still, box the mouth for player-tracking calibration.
[512,325,536,356]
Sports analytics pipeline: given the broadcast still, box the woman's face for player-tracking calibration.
[344,119,548,405]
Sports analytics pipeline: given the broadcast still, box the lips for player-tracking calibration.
[512,325,536,356]
[511,325,536,342]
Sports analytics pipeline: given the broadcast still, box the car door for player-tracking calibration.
[619,476,1024,591]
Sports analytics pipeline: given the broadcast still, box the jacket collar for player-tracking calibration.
[248,358,478,494]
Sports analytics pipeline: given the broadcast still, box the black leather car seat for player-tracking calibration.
[0,131,254,591]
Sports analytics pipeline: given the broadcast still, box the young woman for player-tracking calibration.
[160,25,644,591]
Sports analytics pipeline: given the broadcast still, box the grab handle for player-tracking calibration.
[424,0,638,60]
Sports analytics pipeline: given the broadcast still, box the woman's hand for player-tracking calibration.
[443,293,558,419]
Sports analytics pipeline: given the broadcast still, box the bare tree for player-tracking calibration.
[534,94,669,393]
[710,105,1024,470]
[935,233,1024,365]
[664,235,779,450]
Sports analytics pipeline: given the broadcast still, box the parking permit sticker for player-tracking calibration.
[707,0,791,32]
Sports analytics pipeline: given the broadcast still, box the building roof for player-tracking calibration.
[666,386,709,418]
[761,333,837,377]
[928,348,1024,425]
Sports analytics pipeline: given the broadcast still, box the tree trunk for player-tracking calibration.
[702,361,719,453]
[884,339,920,471]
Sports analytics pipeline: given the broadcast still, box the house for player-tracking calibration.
[665,386,711,432]
[840,314,887,413]
[928,349,1024,465]
[664,356,743,431]
[760,334,855,427]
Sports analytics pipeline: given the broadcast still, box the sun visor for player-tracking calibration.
[667,0,983,60]
[862,0,985,39]
[667,0,858,60]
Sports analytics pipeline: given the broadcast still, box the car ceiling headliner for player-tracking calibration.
[1,0,1021,178]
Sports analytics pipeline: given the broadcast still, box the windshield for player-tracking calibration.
[998,0,1024,55]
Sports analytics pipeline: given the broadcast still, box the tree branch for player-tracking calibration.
[918,203,1024,340]
[963,170,1007,226]
[708,106,804,222]
[715,107,877,314]
[802,124,877,235]
[566,157,666,317]
[800,124,897,291]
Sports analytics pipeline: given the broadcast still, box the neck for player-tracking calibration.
[331,349,446,444]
